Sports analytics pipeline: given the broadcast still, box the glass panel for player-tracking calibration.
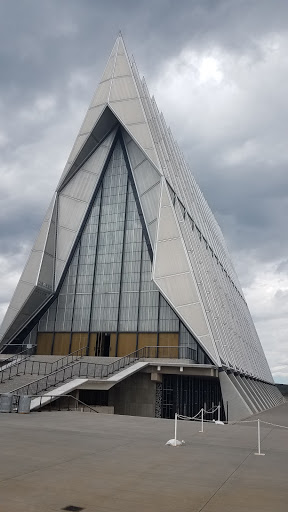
[34,138,209,364]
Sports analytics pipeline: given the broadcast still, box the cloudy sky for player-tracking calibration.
[1,0,288,382]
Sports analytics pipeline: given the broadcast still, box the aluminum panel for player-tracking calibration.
[140,184,160,225]
[157,205,180,241]
[133,160,161,195]
[147,219,157,246]
[0,307,19,340]
[125,138,146,168]
[110,98,145,125]
[154,238,190,277]
[109,76,137,101]
[9,281,34,310]
[126,122,154,150]
[79,105,105,135]
[155,272,199,307]
[44,215,56,257]
[114,53,132,77]
[0,279,52,345]
[197,333,218,362]
[58,163,70,185]
[56,227,77,262]
[33,220,50,253]
[178,302,209,337]
[21,250,43,285]
[81,129,117,175]
[57,195,87,231]
[98,36,118,82]
[161,182,173,207]
[100,56,115,82]
[37,253,54,290]
[90,80,111,108]
[54,259,66,289]
[44,195,56,221]
[68,134,88,164]
[116,37,126,55]
[61,170,98,203]
[141,147,159,168]
[124,132,132,144]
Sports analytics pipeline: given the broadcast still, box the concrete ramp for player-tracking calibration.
[30,361,149,410]
[30,379,88,410]
[82,361,150,390]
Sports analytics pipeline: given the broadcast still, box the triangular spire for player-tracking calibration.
[0,36,275,391]
[59,34,161,188]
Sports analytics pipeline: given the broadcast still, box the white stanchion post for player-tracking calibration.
[199,408,204,433]
[218,403,220,422]
[174,412,178,444]
[254,419,265,456]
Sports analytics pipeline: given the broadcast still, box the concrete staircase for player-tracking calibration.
[0,355,120,394]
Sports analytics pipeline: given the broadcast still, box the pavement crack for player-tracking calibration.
[196,426,274,512]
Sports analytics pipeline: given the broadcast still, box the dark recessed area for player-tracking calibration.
[62,506,84,511]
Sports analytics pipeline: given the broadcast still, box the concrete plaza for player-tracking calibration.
[0,403,288,512]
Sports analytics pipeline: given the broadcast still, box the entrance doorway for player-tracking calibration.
[94,333,110,357]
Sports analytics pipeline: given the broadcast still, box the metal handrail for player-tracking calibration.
[9,345,196,398]
[9,393,99,413]
[0,345,88,384]
[50,345,89,372]
[0,347,30,369]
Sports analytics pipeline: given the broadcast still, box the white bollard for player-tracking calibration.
[166,413,184,446]
[199,408,204,433]
[174,412,178,444]
[218,403,221,422]
[254,419,265,456]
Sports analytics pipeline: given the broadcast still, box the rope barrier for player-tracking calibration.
[166,410,288,455]
[227,419,288,456]
[232,419,258,424]
[233,419,288,428]
[203,406,219,414]
[178,404,220,421]
[259,420,288,430]
[178,410,203,421]
[167,405,222,444]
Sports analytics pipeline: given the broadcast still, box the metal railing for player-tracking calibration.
[0,343,31,355]
[0,345,88,383]
[0,347,31,369]
[9,345,196,398]
[8,394,99,413]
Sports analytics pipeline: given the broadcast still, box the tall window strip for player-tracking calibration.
[34,138,211,364]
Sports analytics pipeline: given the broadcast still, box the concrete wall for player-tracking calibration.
[219,371,252,421]
[109,372,156,417]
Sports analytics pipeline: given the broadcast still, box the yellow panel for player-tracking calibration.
[109,333,117,357]
[70,333,88,355]
[137,333,157,357]
[53,333,71,355]
[88,333,97,356]
[117,333,137,357]
[158,333,179,358]
[36,333,53,355]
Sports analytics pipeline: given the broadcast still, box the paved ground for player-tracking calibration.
[0,403,288,512]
